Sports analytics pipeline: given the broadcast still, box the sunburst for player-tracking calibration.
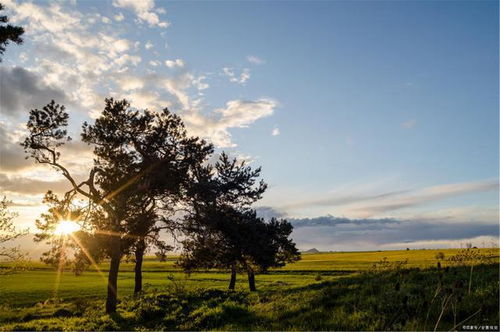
[53,220,81,235]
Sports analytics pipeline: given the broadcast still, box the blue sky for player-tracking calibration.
[0,0,498,252]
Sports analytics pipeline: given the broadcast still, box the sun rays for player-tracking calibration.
[51,218,110,298]
[53,220,81,235]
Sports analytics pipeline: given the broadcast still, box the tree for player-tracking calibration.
[81,98,212,303]
[180,207,300,291]
[0,197,28,266]
[33,191,107,275]
[179,152,266,282]
[435,252,445,261]
[23,99,213,313]
[179,153,300,290]
[244,216,301,290]
[123,205,174,295]
[0,3,24,61]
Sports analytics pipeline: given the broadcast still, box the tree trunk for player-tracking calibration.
[247,268,256,291]
[228,263,237,290]
[134,238,146,295]
[105,237,122,314]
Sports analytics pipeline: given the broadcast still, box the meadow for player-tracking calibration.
[0,248,498,330]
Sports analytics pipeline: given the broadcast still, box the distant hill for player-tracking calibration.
[302,248,320,254]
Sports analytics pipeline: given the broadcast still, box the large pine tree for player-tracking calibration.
[179,153,300,290]
[24,99,213,313]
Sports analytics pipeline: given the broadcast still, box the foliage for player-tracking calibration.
[179,153,300,290]
[23,98,213,312]
[0,197,28,273]
[435,252,445,260]
[32,191,104,274]
[447,248,496,266]
[446,248,498,295]
[0,2,24,61]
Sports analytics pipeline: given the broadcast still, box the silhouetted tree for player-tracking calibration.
[33,191,108,275]
[0,197,28,266]
[0,3,24,61]
[179,152,265,281]
[179,153,299,290]
[180,207,299,291]
[123,204,174,295]
[244,216,300,290]
[23,99,213,313]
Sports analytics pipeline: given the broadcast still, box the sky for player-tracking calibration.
[0,0,498,254]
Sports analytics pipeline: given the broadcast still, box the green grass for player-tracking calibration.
[1,248,483,307]
[0,248,498,330]
[276,248,482,271]
[0,270,333,308]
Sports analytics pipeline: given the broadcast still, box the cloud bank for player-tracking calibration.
[288,215,499,251]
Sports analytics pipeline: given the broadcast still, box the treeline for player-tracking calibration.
[23,99,300,313]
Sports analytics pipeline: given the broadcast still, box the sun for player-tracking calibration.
[54,220,81,235]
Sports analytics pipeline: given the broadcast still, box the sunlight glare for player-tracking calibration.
[54,220,81,235]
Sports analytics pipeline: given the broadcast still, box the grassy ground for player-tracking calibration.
[0,248,481,307]
[0,248,498,330]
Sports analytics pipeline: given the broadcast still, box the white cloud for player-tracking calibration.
[110,38,131,53]
[272,127,280,136]
[145,41,154,50]
[222,67,250,84]
[247,55,266,65]
[5,0,277,150]
[192,75,209,91]
[101,16,111,24]
[183,99,277,147]
[165,59,185,68]
[216,99,276,128]
[18,52,28,63]
[4,1,153,117]
[234,152,255,164]
[112,0,169,28]
[116,75,145,91]
[114,12,125,21]
[162,74,192,109]
[1,0,281,242]
[114,54,141,66]
[126,91,167,110]
[11,2,79,34]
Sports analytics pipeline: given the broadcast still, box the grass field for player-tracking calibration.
[0,248,498,330]
[0,248,485,307]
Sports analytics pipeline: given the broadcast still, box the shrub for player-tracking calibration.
[435,252,445,260]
